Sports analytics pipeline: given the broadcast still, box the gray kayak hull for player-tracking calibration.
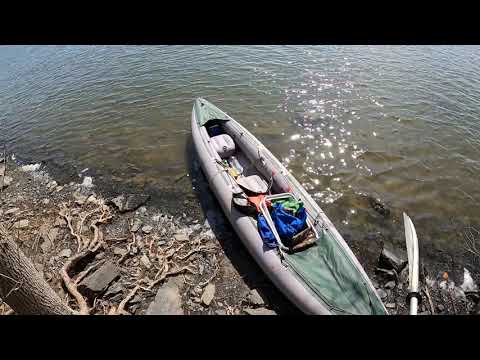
[191,100,386,315]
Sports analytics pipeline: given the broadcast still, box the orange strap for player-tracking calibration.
[247,194,271,213]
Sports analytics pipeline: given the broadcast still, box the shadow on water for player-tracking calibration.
[185,134,301,315]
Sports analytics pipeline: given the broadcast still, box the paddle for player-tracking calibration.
[403,212,421,315]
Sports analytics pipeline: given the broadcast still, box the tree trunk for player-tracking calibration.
[0,234,73,315]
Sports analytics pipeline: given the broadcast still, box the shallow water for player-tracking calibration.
[1,45,480,256]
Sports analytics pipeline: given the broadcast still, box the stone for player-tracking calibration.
[215,309,227,315]
[378,245,407,273]
[113,247,127,256]
[146,279,184,315]
[201,283,216,306]
[152,215,161,222]
[21,163,41,172]
[142,225,153,234]
[368,196,390,217]
[59,248,72,258]
[78,261,120,298]
[109,194,150,213]
[140,254,152,269]
[243,307,276,315]
[461,268,478,292]
[437,304,445,312]
[42,198,50,205]
[5,207,20,216]
[104,282,124,298]
[13,219,29,229]
[247,289,265,306]
[81,176,93,188]
[47,180,58,189]
[385,303,396,309]
[40,240,52,254]
[73,192,87,205]
[95,252,105,260]
[131,219,142,233]
[174,233,189,242]
[87,195,97,203]
[138,206,147,214]
[54,216,66,227]
[377,288,387,300]
[385,281,396,289]
[56,186,64,192]
[1,176,13,189]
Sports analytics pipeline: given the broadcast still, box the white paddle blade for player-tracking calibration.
[403,212,420,293]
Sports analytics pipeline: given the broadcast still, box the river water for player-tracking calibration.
[1,45,480,260]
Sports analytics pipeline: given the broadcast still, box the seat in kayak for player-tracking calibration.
[211,134,235,159]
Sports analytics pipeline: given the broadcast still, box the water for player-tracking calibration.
[1,45,480,260]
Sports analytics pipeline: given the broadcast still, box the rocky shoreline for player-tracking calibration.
[1,154,479,315]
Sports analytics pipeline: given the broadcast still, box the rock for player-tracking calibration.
[95,252,105,260]
[40,240,52,254]
[42,198,50,205]
[21,163,41,172]
[247,289,265,306]
[152,215,161,222]
[215,309,227,315]
[437,304,445,312]
[377,288,387,300]
[174,233,189,242]
[385,303,396,309]
[375,267,397,281]
[78,261,120,298]
[368,196,390,217]
[1,176,13,189]
[146,279,184,315]
[104,282,124,298]
[5,207,20,216]
[113,247,127,256]
[131,218,142,232]
[142,225,153,234]
[201,283,216,306]
[378,245,407,273]
[13,219,29,229]
[59,248,72,258]
[81,176,93,188]
[56,186,64,192]
[385,281,396,289]
[54,216,66,227]
[87,195,97,203]
[73,192,87,205]
[140,254,152,269]
[47,180,57,190]
[461,268,478,292]
[109,194,150,213]
[138,206,147,214]
[243,307,276,315]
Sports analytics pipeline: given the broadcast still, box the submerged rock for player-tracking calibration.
[109,194,150,213]
[81,176,93,188]
[21,163,41,172]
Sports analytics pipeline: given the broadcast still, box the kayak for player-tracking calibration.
[191,98,387,315]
